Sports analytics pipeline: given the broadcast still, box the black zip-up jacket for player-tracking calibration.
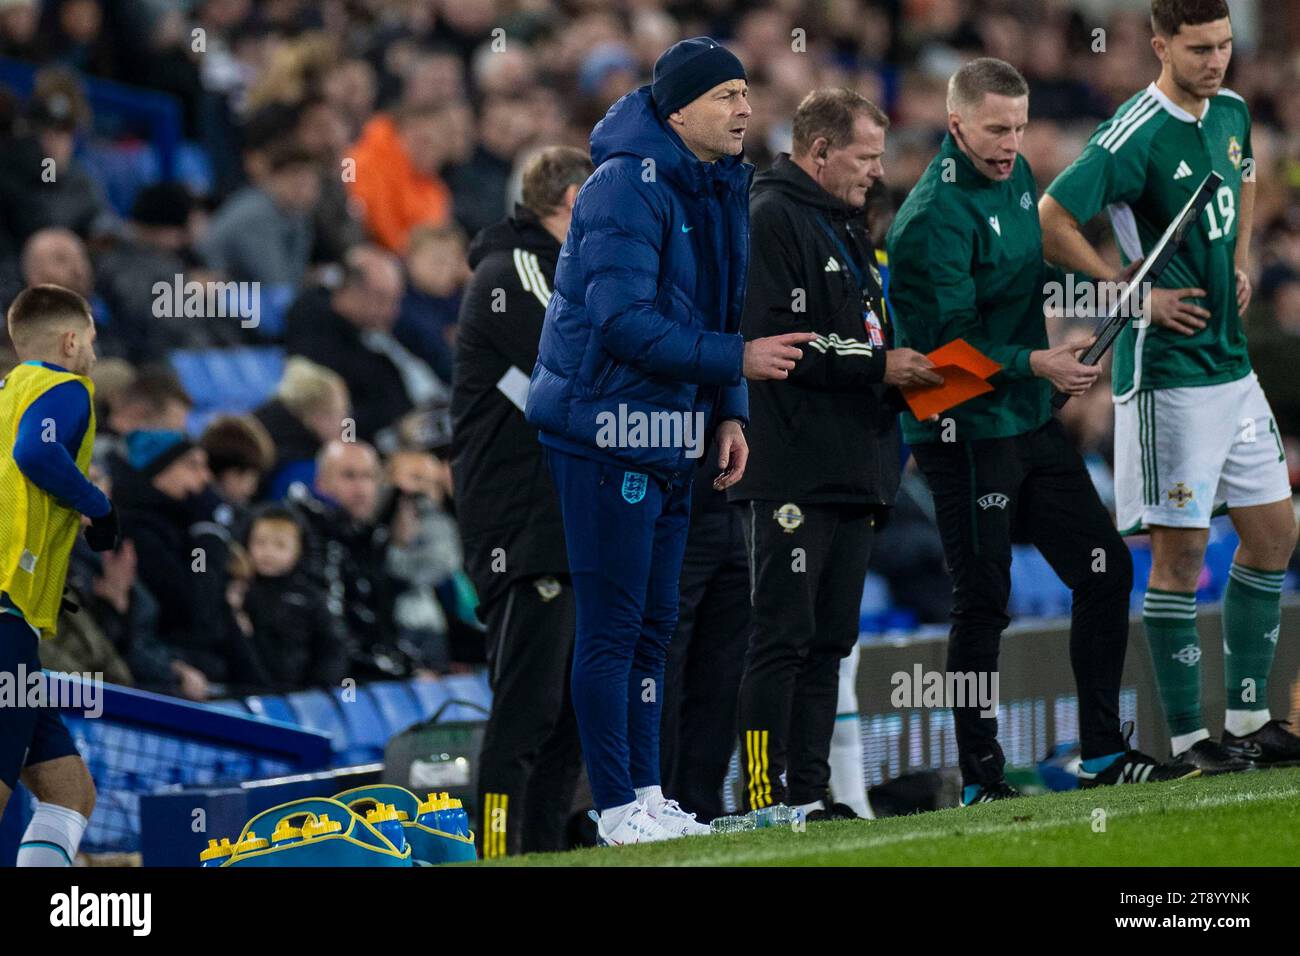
[244,570,350,692]
[728,154,900,508]
[451,206,568,606]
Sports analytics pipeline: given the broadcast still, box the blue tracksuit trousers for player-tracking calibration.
[545,447,692,811]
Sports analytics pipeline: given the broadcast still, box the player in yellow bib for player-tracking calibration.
[1040,0,1300,772]
[0,285,120,865]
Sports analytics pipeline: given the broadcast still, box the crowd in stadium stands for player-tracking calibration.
[1,0,1299,700]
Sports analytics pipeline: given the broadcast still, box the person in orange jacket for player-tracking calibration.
[345,103,455,254]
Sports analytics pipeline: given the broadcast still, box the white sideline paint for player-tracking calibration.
[671,783,1300,867]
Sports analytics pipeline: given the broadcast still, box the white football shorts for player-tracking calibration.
[1114,372,1291,534]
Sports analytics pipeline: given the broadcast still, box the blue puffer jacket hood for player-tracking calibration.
[525,86,753,483]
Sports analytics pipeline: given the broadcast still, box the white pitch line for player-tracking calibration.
[672,783,1300,868]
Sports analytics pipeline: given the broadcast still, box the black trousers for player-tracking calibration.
[659,505,750,822]
[737,500,874,809]
[910,418,1132,787]
[476,575,582,857]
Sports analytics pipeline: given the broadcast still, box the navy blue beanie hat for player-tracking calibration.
[651,37,747,119]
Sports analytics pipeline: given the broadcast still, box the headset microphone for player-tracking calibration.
[954,123,1009,173]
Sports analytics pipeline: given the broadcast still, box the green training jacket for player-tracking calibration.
[886,132,1052,444]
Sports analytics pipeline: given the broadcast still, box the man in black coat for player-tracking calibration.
[728,90,941,818]
[451,146,593,856]
[285,244,443,444]
[285,439,421,680]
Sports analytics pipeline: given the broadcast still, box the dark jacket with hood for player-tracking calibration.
[243,569,350,692]
[525,86,751,485]
[113,470,265,690]
[451,205,569,606]
[728,153,900,509]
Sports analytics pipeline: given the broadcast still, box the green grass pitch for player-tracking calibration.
[478,767,1300,866]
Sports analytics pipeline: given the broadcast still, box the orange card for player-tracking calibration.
[926,339,1002,380]
[899,338,1002,420]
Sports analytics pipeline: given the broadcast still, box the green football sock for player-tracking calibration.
[1222,563,1285,716]
[1142,589,1203,737]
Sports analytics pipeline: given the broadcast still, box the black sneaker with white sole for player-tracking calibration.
[1175,737,1254,775]
[1223,719,1300,768]
[1077,751,1201,787]
[1077,722,1202,787]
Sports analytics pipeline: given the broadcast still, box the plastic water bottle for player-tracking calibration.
[234,830,268,855]
[300,814,343,839]
[271,821,303,847]
[366,804,408,853]
[748,804,805,829]
[749,805,807,829]
[416,794,445,831]
[442,797,470,838]
[709,814,758,834]
[199,837,236,867]
[447,801,473,837]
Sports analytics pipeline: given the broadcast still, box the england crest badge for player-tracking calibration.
[621,471,648,504]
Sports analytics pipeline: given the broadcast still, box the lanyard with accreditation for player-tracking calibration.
[814,214,887,348]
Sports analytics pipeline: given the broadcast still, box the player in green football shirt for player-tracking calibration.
[1041,0,1300,771]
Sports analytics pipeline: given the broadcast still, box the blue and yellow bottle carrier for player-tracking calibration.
[200,785,477,867]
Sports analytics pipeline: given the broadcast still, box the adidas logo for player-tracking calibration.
[1173,160,1193,180]
[824,257,841,272]
[1119,761,1155,783]
[988,215,1001,236]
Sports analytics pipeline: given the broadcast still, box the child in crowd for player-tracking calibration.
[238,505,349,692]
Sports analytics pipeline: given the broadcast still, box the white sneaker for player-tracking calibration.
[589,804,678,846]
[644,797,711,837]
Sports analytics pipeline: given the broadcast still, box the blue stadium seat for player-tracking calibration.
[175,140,214,197]
[253,283,297,340]
[438,673,492,721]
[203,351,244,403]
[170,347,285,426]
[1128,540,1153,611]
[284,690,348,757]
[80,141,157,216]
[169,350,214,411]
[408,678,451,721]
[1199,523,1240,602]
[366,682,423,737]
[331,686,389,763]
[243,694,297,725]
[1009,545,1071,618]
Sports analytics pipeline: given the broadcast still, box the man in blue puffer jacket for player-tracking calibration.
[526,37,815,845]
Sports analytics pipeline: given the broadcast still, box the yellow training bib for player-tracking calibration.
[0,363,97,637]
